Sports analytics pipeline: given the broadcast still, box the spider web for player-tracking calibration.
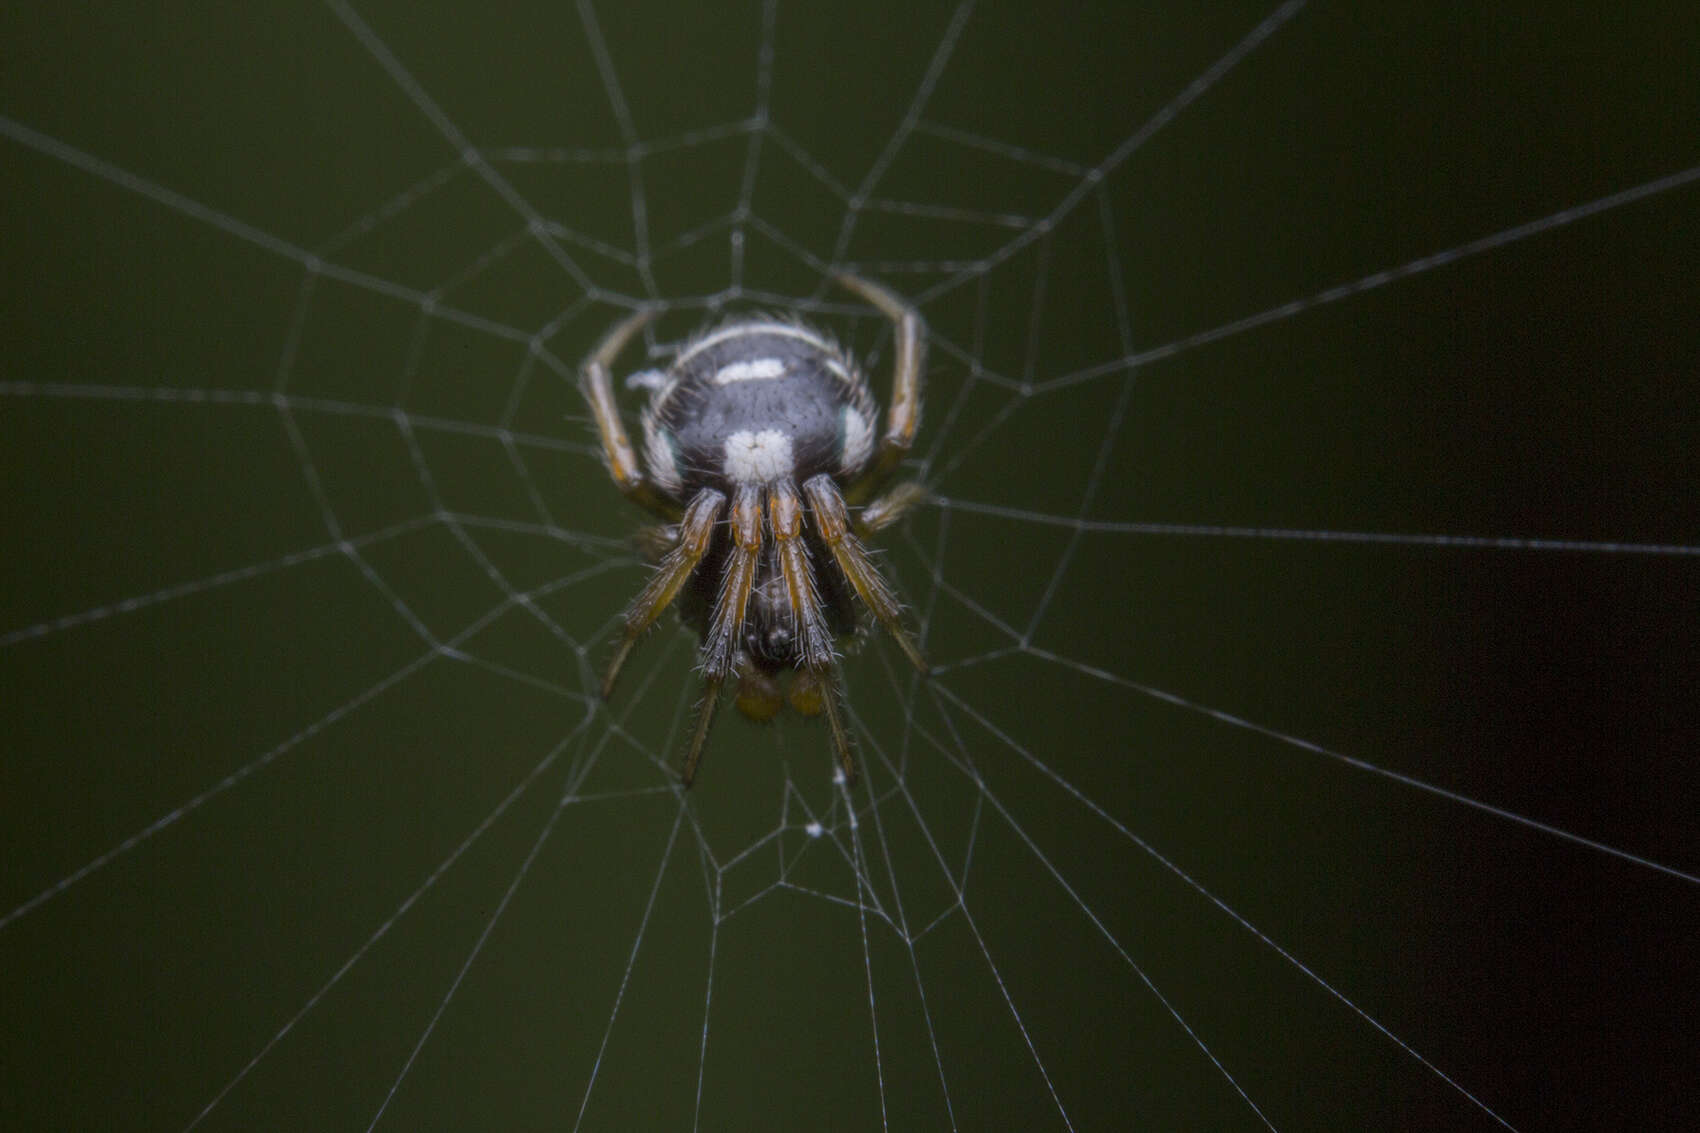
[4,1,1698,1129]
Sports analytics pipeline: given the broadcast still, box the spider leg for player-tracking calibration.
[680,683,723,789]
[802,474,927,675]
[680,485,763,787]
[855,479,929,538]
[628,522,680,564]
[771,477,859,785]
[833,273,924,504]
[602,489,725,700]
[579,307,680,520]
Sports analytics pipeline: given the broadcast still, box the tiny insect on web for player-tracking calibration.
[579,273,931,787]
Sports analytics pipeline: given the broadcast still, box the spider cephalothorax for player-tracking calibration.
[580,274,928,786]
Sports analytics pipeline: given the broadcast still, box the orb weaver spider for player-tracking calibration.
[579,274,929,787]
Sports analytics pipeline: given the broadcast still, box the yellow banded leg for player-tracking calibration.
[602,489,725,699]
[771,478,858,785]
[578,308,680,520]
[833,273,925,504]
[680,486,764,786]
[801,474,927,675]
[680,681,723,789]
[856,480,928,538]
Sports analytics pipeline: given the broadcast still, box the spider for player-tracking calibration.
[580,273,929,788]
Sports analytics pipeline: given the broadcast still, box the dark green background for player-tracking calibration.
[4,2,1697,1130]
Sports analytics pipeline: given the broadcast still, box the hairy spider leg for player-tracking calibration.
[833,274,931,577]
[770,478,858,785]
[628,522,681,564]
[802,474,927,675]
[601,489,726,699]
[578,307,681,521]
[855,480,929,538]
[680,485,763,787]
[834,273,924,505]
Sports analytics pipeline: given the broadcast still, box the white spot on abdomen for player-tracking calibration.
[714,357,786,384]
[724,428,794,484]
[839,406,874,476]
[641,411,683,494]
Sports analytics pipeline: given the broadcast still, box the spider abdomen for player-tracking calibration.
[641,322,878,497]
